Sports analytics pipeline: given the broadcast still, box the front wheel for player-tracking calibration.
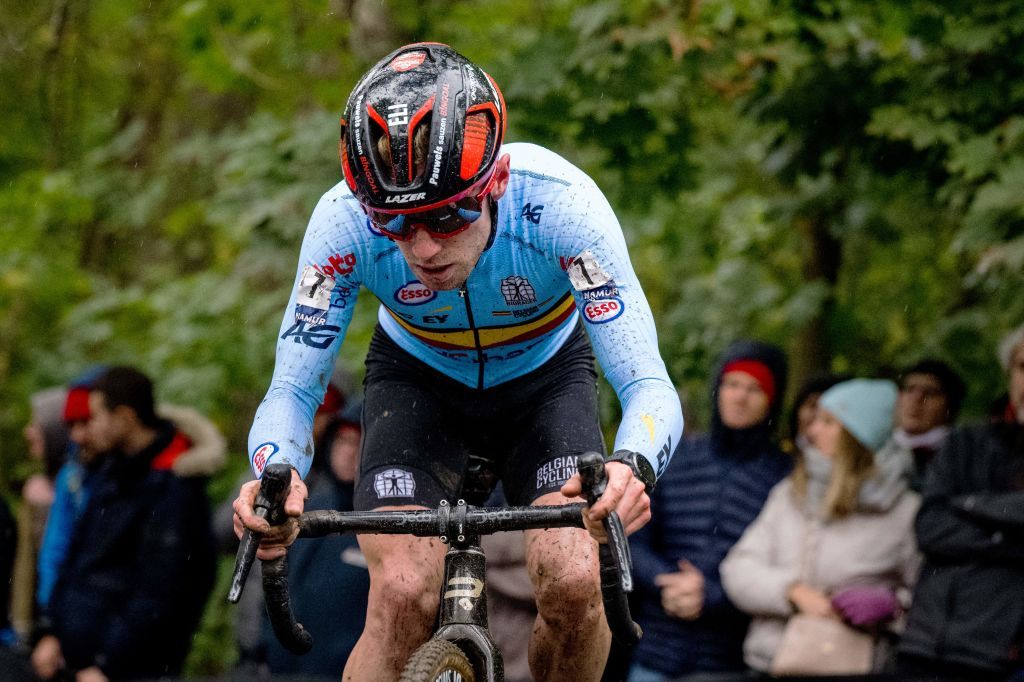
[399,638,476,682]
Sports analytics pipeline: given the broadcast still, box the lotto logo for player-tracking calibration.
[317,252,357,277]
[583,297,624,324]
[394,280,437,306]
[252,442,279,476]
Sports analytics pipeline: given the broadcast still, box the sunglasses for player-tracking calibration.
[363,169,498,241]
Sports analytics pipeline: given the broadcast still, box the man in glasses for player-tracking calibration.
[234,42,683,681]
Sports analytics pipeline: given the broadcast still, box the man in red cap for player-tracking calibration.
[627,340,792,680]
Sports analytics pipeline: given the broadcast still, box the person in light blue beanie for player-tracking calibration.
[721,377,919,676]
[817,379,898,452]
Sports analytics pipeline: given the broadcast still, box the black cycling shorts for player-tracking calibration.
[354,321,606,511]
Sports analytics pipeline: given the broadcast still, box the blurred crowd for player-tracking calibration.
[1,323,1022,681]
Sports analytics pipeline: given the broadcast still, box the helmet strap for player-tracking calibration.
[483,197,499,252]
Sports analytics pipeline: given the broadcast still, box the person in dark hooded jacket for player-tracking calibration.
[31,367,218,681]
[628,340,792,680]
[897,325,1024,678]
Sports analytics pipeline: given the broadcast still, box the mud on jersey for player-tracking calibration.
[249,143,683,481]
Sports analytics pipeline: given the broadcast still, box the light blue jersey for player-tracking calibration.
[249,143,683,481]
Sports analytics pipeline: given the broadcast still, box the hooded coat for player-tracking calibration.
[45,407,223,678]
[629,340,792,676]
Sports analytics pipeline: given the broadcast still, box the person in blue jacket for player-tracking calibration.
[629,340,792,681]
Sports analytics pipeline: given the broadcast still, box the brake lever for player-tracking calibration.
[577,451,643,644]
[228,462,293,603]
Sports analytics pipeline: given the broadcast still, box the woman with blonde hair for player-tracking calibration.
[720,379,921,676]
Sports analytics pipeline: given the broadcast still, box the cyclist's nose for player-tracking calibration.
[409,226,443,260]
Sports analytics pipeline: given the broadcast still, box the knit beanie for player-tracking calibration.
[818,379,898,452]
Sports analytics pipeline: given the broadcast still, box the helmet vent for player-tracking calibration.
[365,105,394,183]
[460,112,492,181]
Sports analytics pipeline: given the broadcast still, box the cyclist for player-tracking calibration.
[234,43,683,681]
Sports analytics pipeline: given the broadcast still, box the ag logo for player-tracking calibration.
[500,275,536,305]
[521,203,544,224]
[394,280,437,306]
[583,297,624,324]
[281,321,341,349]
[252,442,279,477]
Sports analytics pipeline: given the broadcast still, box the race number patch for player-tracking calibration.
[296,265,335,311]
[252,442,279,477]
[374,468,417,498]
[566,250,613,291]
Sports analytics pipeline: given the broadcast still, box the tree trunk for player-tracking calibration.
[790,214,841,395]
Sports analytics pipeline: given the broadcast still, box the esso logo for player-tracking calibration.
[583,297,624,324]
[252,442,279,476]
[394,280,437,306]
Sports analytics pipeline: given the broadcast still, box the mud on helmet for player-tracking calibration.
[339,43,507,216]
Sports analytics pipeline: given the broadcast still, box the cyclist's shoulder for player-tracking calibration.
[504,142,597,192]
[303,181,383,262]
[307,181,372,236]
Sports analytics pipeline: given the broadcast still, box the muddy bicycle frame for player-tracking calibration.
[229,452,642,681]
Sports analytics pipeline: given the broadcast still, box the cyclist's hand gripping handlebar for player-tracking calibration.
[228,462,312,654]
[577,451,644,645]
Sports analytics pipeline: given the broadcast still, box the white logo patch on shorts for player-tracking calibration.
[536,455,579,490]
[374,468,417,498]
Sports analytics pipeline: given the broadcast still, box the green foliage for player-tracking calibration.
[2,0,1024,672]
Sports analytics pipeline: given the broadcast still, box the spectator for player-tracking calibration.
[0,497,35,681]
[628,340,792,680]
[784,374,848,454]
[9,387,67,642]
[1,496,16,646]
[721,379,920,676]
[214,378,349,674]
[893,359,966,491]
[897,326,1024,678]
[262,401,370,677]
[34,372,108,625]
[36,369,225,625]
[30,366,218,681]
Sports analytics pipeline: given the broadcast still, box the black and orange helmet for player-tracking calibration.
[339,43,507,212]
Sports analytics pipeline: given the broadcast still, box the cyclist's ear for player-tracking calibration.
[489,154,512,201]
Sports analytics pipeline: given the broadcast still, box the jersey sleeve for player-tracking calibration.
[550,178,683,479]
[247,195,364,479]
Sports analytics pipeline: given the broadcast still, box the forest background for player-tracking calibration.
[2,0,1023,673]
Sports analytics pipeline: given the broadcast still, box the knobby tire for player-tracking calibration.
[399,638,476,682]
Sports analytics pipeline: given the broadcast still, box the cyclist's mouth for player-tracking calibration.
[416,263,454,281]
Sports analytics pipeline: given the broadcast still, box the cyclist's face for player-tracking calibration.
[897,373,950,435]
[393,155,510,291]
[1010,343,1024,425]
[717,371,770,430]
